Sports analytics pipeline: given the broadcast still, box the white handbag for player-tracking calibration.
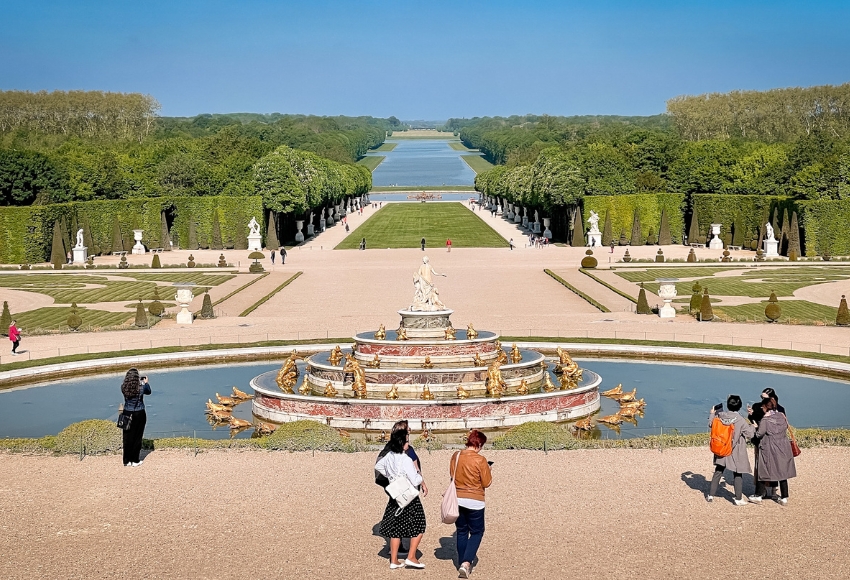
[386,473,420,515]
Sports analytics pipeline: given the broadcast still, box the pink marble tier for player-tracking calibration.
[356,341,496,357]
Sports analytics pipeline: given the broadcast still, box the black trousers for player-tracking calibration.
[12,340,20,353]
[122,409,147,465]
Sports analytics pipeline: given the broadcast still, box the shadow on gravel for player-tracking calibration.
[681,471,711,495]
[434,533,458,566]
[682,470,760,501]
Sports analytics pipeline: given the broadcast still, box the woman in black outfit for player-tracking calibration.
[747,387,786,502]
[120,368,151,467]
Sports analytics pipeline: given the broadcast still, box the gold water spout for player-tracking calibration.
[367,354,381,368]
[374,324,387,340]
[323,382,338,397]
[473,353,484,367]
[510,344,522,364]
[445,326,456,340]
[386,384,400,400]
[422,356,434,368]
[420,385,435,400]
[466,324,478,339]
[456,385,470,399]
[516,379,529,395]
[396,326,409,340]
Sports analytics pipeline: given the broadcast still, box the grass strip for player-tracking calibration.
[370,185,476,192]
[544,269,610,313]
[357,156,385,171]
[449,142,470,151]
[212,272,269,307]
[372,143,397,152]
[580,268,638,303]
[239,272,302,317]
[461,154,494,174]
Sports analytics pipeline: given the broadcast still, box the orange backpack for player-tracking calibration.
[709,417,735,457]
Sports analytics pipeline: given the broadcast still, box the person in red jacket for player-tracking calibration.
[9,320,21,355]
[446,238,452,253]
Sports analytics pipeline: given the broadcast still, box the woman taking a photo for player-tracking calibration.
[450,429,493,578]
[120,368,151,467]
[374,429,427,569]
[756,397,796,505]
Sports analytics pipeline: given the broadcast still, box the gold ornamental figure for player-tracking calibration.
[420,385,435,400]
[396,326,409,340]
[206,399,230,414]
[558,372,577,391]
[597,414,623,426]
[472,353,485,367]
[496,349,508,365]
[299,381,312,395]
[329,345,343,366]
[215,392,237,406]
[422,356,434,368]
[542,373,557,392]
[343,354,368,399]
[323,382,338,397]
[255,421,277,436]
[485,360,506,397]
[617,388,638,403]
[275,351,302,393]
[510,344,522,364]
[231,387,253,400]
[516,379,529,395]
[466,324,478,339]
[386,384,400,400]
[375,324,386,340]
[367,354,381,368]
[456,385,470,399]
[601,383,623,398]
[445,326,456,340]
[554,346,582,382]
[572,417,594,432]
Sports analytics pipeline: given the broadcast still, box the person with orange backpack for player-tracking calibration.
[707,395,755,505]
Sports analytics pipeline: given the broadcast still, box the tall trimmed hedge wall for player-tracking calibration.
[798,199,850,256]
[0,196,263,264]
[691,194,796,248]
[582,194,685,244]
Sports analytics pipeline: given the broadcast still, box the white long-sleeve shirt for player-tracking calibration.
[375,451,423,487]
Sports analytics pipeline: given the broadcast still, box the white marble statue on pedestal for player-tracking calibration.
[247,216,262,251]
[587,210,602,247]
[763,222,779,257]
[72,228,88,264]
[411,256,447,312]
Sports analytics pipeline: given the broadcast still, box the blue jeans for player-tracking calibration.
[455,506,485,565]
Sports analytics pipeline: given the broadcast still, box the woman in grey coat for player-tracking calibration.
[755,397,796,505]
[707,395,755,505]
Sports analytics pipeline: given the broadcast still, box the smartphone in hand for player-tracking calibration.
[713,403,723,413]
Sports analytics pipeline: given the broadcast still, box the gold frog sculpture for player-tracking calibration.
[206,399,230,414]
[542,373,557,392]
[510,344,522,364]
[572,417,594,431]
[420,385,435,400]
[343,354,368,399]
[396,326,409,340]
[231,387,253,400]
[616,406,641,418]
[207,408,232,422]
[485,360,506,397]
[323,382,338,397]
[228,417,251,430]
[445,326,456,340]
[255,421,277,436]
[472,353,485,367]
[620,398,646,409]
[215,393,237,406]
[617,388,638,403]
[516,379,529,395]
[422,356,434,368]
[367,354,381,368]
[374,324,387,340]
[329,345,343,366]
[456,385,470,399]
[386,384,400,400]
[466,324,478,339]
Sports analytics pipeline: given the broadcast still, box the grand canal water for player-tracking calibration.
[367,139,482,186]
[2,360,848,440]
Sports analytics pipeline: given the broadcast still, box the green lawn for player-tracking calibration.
[357,155,385,171]
[449,142,470,151]
[335,202,508,249]
[461,154,494,174]
[118,273,235,285]
[372,143,397,152]
[615,267,736,282]
[15,306,135,332]
[714,300,838,325]
[370,185,476,192]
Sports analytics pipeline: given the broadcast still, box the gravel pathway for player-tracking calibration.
[1,447,848,579]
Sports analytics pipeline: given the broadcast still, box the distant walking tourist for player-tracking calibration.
[421,237,426,251]
[375,429,427,569]
[451,429,493,578]
[120,368,151,467]
[706,395,754,505]
[754,397,796,505]
[270,250,276,264]
[446,238,452,252]
[9,319,21,355]
[509,238,514,250]
[66,251,72,264]
[280,247,287,264]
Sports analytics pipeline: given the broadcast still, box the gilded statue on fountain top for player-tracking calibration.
[444,326,456,340]
[510,344,522,364]
[343,354,368,399]
[543,372,557,392]
[323,382,338,397]
[374,324,386,340]
[396,326,409,340]
[386,384,399,400]
[329,345,343,366]
[555,346,582,382]
[466,324,478,339]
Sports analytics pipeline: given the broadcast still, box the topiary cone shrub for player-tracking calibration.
[655,248,665,263]
[789,250,798,262]
[67,302,83,331]
[700,288,714,321]
[134,300,148,327]
[248,251,266,273]
[837,295,850,326]
[148,287,164,317]
[756,248,765,262]
[199,292,215,319]
[50,222,65,270]
[658,207,672,246]
[151,254,161,268]
[636,283,652,314]
[622,249,632,263]
[55,419,122,455]
[580,249,598,269]
[689,282,702,314]
[1,301,11,335]
[218,253,227,268]
[765,291,781,322]
[187,254,196,268]
[687,248,697,263]
[646,227,657,245]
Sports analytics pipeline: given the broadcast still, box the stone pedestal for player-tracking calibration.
[247,233,262,251]
[514,211,522,224]
[398,309,454,339]
[587,233,602,247]
[496,205,503,216]
[709,223,723,250]
[764,238,779,257]
[320,218,327,232]
[543,218,552,240]
[295,220,305,243]
[657,278,678,318]
[131,230,145,255]
[174,283,196,325]
[522,215,529,228]
[533,221,541,234]
[72,246,88,264]
[307,223,315,237]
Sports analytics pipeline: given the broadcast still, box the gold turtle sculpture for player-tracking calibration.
[510,344,522,364]
[254,421,277,436]
[329,345,343,366]
[215,393,237,406]
[601,384,623,398]
[367,354,381,368]
[597,414,623,426]
[323,382,338,397]
[472,353,485,367]
[617,388,638,403]
[420,385,435,400]
[516,379,529,395]
[231,387,253,401]
[422,356,434,369]
[542,373,557,392]
[386,384,400,400]
[374,324,387,340]
[572,417,594,431]
[485,360,506,397]
[396,326,409,340]
[229,417,252,429]
[445,326,456,340]
[456,385,470,399]
[343,354,368,399]
[466,324,478,339]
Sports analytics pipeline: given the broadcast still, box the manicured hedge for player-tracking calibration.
[797,199,850,257]
[0,196,263,264]
[691,194,796,249]
[582,193,685,244]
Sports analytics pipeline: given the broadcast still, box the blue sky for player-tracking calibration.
[1,0,848,119]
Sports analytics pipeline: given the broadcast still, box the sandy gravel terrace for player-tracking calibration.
[1,447,848,579]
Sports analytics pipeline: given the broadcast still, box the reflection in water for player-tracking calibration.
[368,140,480,187]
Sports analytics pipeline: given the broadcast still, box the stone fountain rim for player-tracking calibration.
[397,308,454,316]
[306,350,546,373]
[354,331,499,346]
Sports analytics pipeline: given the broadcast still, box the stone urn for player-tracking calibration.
[174,282,196,325]
[543,218,552,240]
[295,220,305,243]
[656,278,678,319]
[709,224,723,250]
[132,230,145,255]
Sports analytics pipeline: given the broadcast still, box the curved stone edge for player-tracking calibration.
[4,341,850,388]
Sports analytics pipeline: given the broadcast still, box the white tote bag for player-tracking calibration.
[441,452,461,524]
[386,474,420,516]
